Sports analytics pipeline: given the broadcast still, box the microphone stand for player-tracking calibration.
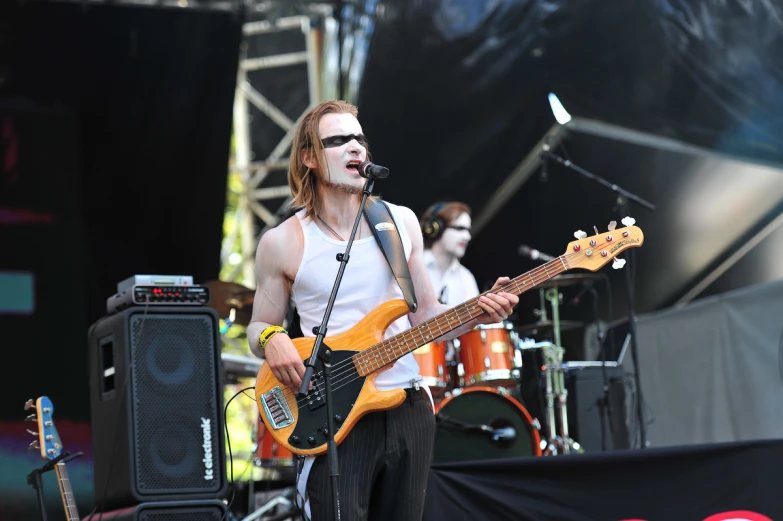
[589,286,613,451]
[542,148,654,449]
[297,175,376,521]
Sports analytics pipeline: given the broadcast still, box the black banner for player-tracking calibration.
[424,439,783,521]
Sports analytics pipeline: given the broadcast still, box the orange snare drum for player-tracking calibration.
[412,340,451,397]
[456,322,520,388]
[255,417,295,467]
[433,386,541,462]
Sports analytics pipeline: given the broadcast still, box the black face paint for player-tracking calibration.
[320,134,368,148]
[448,225,472,233]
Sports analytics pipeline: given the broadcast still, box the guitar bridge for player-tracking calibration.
[261,386,294,429]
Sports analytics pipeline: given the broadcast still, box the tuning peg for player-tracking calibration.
[608,220,617,231]
[24,399,34,410]
[573,230,587,239]
[28,440,40,451]
[593,226,599,235]
[621,216,636,227]
[26,428,39,436]
[612,258,626,269]
[25,414,37,422]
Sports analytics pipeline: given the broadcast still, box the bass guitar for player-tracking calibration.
[25,396,81,521]
[255,223,644,456]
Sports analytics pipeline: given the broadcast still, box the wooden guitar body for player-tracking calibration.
[254,299,412,457]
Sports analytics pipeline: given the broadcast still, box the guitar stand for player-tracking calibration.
[27,451,83,521]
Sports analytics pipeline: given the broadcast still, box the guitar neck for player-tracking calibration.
[354,256,570,376]
[54,462,80,521]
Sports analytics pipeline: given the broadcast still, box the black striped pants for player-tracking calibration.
[305,388,436,521]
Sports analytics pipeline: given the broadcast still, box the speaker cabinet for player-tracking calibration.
[88,307,228,510]
[565,366,631,452]
[82,500,227,520]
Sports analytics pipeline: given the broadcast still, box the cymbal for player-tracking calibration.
[535,273,603,290]
[203,280,255,325]
[515,319,584,335]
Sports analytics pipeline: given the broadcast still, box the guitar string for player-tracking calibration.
[280,243,612,409]
[268,237,624,410]
[276,238,621,409]
[273,252,575,408]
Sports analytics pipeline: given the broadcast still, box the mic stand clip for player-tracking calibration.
[297,175,376,521]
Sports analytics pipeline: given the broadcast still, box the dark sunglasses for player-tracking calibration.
[320,134,368,148]
[448,225,471,233]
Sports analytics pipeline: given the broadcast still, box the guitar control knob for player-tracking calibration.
[334,414,343,424]
[307,436,316,446]
[290,435,300,445]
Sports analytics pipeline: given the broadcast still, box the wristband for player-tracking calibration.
[259,325,287,349]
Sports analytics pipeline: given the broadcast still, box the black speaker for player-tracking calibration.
[82,500,227,520]
[565,365,631,453]
[88,306,228,510]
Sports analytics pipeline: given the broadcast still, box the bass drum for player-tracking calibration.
[433,387,541,463]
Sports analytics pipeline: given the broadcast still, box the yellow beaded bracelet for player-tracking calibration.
[259,325,288,349]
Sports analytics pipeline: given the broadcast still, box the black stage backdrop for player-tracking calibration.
[424,439,783,521]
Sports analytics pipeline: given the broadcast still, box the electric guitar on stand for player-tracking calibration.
[25,396,81,521]
[255,222,644,457]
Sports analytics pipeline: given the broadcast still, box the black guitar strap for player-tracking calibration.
[363,199,418,313]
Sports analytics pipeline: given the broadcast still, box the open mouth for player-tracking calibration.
[346,160,361,173]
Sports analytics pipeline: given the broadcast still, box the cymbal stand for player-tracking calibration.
[541,289,582,455]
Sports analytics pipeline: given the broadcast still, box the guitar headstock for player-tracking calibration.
[24,396,63,460]
[562,218,644,272]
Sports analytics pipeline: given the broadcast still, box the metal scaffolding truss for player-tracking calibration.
[227,14,324,286]
[224,4,377,287]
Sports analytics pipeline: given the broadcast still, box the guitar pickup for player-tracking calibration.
[261,386,294,429]
[305,386,325,412]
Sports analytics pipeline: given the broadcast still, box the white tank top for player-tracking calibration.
[290,202,421,390]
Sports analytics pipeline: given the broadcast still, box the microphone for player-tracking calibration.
[518,244,556,262]
[491,426,516,442]
[358,161,390,180]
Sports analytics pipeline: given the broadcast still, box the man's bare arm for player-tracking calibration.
[246,218,307,391]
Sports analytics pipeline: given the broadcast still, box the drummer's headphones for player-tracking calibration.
[421,202,449,241]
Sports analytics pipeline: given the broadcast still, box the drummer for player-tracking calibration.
[419,201,482,350]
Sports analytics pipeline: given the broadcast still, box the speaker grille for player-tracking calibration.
[130,314,222,494]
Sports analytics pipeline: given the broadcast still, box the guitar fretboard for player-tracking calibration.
[352,255,570,376]
[55,462,80,521]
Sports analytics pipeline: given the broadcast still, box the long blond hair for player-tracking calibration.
[288,100,372,219]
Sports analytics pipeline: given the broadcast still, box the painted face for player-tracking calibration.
[438,212,472,258]
[316,113,368,193]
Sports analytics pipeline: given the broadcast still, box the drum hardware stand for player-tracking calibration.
[540,288,582,455]
[240,486,297,521]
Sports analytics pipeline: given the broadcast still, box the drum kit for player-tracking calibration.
[206,272,600,481]
[414,273,604,460]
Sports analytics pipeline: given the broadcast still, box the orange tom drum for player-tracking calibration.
[255,417,295,467]
[412,340,451,398]
[456,322,520,388]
